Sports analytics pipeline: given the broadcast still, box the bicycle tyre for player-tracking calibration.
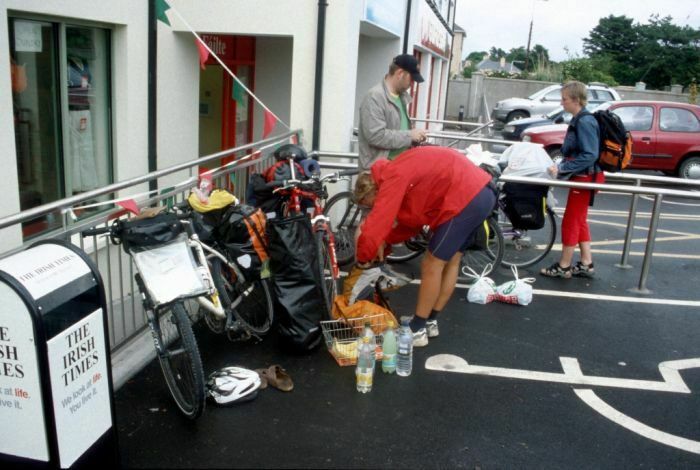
[315,229,337,320]
[500,207,557,268]
[153,302,205,419]
[457,218,504,284]
[322,191,362,266]
[386,238,427,263]
[210,257,274,336]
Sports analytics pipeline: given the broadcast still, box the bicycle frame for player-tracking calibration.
[273,158,341,278]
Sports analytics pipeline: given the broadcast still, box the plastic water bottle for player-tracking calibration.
[362,321,375,346]
[397,318,413,377]
[356,336,375,393]
[381,321,397,374]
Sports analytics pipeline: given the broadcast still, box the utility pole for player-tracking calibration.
[524,19,533,71]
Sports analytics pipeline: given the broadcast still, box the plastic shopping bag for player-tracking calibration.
[496,266,535,306]
[462,264,497,304]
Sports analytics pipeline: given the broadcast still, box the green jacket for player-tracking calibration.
[357,80,414,170]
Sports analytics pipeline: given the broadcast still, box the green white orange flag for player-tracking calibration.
[232,80,246,107]
[263,109,277,138]
[196,38,209,70]
[155,0,171,26]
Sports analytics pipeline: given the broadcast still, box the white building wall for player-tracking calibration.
[319,1,362,151]
[253,37,293,143]
[165,0,318,150]
[354,35,402,128]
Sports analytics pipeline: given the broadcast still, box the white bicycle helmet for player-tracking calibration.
[206,366,261,405]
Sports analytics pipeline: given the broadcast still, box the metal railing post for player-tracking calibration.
[615,179,641,269]
[630,193,664,295]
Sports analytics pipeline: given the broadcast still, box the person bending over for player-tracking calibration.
[354,146,495,347]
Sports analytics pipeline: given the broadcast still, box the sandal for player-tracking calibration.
[572,261,595,278]
[540,262,572,279]
[260,365,294,392]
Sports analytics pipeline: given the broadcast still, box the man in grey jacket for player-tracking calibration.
[358,54,428,170]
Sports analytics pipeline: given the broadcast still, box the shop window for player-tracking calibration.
[9,18,113,238]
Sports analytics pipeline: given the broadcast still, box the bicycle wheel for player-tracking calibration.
[210,257,274,336]
[458,218,504,284]
[500,207,557,268]
[315,229,337,319]
[386,230,429,263]
[152,302,205,419]
[322,191,362,266]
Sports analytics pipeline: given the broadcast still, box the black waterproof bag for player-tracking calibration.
[267,214,325,351]
[119,213,183,253]
[502,183,548,230]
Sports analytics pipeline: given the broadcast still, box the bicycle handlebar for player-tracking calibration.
[82,226,112,237]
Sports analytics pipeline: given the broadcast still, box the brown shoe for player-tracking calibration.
[261,365,293,392]
[254,369,268,390]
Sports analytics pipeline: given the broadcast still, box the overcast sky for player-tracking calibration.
[454,0,700,62]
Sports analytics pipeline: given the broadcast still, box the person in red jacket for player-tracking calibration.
[354,146,495,347]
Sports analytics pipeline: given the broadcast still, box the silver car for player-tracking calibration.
[492,83,621,124]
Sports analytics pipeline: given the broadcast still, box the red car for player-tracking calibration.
[521,101,700,179]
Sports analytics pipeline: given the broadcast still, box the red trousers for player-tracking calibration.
[561,173,605,247]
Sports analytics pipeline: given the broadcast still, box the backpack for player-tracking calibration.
[591,110,633,173]
[501,183,548,230]
[263,160,306,183]
[216,204,270,278]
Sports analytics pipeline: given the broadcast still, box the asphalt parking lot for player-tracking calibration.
[114,186,700,468]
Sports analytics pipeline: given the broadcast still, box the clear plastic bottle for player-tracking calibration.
[381,320,397,374]
[397,318,413,377]
[362,321,375,346]
[193,175,213,203]
[356,336,375,393]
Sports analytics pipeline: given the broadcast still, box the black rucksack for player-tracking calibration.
[591,110,633,173]
[502,183,548,230]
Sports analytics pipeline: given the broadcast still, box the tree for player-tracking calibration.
[488,47,507,61]
[583,14,700,89]
[465,51,489,64]
[560,57,617,86]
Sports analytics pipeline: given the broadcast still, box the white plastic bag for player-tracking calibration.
[499,142,558,209]
[462,264,497,304]
[496,266,535,306]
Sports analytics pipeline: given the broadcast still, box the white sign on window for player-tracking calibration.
[14,21,43,53]
[47,309,111,468]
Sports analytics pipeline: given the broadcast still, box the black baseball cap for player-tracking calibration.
[393,54,424,83]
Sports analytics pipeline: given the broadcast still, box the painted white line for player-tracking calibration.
[574,389,700,455]
[424,354,697,394]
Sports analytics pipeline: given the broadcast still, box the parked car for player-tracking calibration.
[521,101,700,178]
[492,83,621,124]
[501,103,605,141]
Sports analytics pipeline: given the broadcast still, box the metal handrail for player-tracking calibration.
[426,132,515,146]
[499,175,700,294]
[411,118,492,128]
[0,129,300,230]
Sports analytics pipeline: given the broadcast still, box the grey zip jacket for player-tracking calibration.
[358,80,414,170]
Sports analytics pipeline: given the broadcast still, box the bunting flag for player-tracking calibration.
[155,0,171,26]
[232,80,246,107]
[196,38,209,70]
[263,109,277,138]
[117,199,141,215]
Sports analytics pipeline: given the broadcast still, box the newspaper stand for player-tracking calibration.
[0,240,117,468]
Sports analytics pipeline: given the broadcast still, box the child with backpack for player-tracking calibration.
[541,81,603,279]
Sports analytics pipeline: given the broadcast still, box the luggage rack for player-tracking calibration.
[320,314,386,366]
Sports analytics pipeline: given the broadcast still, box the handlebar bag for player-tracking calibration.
[502,183,549,230]
[120,213,183,253]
